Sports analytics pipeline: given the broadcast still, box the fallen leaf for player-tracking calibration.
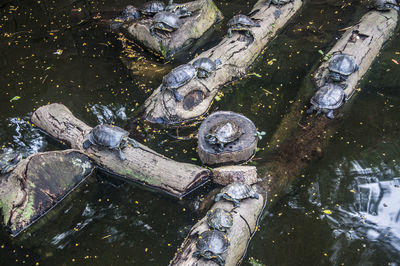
[10,96,21,102]
[323,210,332,215]
[392,59,399,65]
[214,95,221,101]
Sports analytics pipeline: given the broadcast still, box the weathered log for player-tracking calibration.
[171,189,265,266]
[213,166,258,186]
[31,103,211,197]
[122,0,223,58]
[198,111,258,165]
[142,0,303,124]
[0,150,93,237]
[313,9,398,100]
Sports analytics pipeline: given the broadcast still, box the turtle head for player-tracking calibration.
[328,72,342,82]
[214,58,222,66]
[205,134,218,145]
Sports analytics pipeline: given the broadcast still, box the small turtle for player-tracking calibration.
[266,0,294,8]
[150,11,181,36]
[165,3,192,18]
[161,64,196,101]
[142,1,166,16]
[227,14,260,40]
[110,5,141,29]
[0,153,22,175]
[215,182,259,207]
[83,124,139,161]
[193,230,229,266]
[370,0,399,11]
[205,121,244,152]
[328,54,358,82]
[193,58,222,78]
[306,83,346,119]
[207,208,233,232]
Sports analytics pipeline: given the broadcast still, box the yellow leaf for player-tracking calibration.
[323,210,332,214]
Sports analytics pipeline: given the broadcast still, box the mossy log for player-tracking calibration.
[31,103,211,197]
[313,9,398,99]
[122,0,223,58]
[0,150,93,237]
[170,188,265,266]
[142,0,303,124]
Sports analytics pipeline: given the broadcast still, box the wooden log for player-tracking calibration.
[212,166,258,186]
[122,0,223,58]
[31,103,211,197]
[142,0,303,124]
[198,111,258,165]
[0,150,93,237]
[313,9,399,100]
[170,188,265,266]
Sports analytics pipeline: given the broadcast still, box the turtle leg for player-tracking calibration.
[315,109,322,116]
[306,105,315,114]
[117,147,126,161]
[215,193,223,202]
[225,194,240,207]
[252,192,260,199]
[326,110,335,119]
[171,89,184,102]
[227,28,233,38]
[128,137,139,148]
[218,143,224,153]
[83,139,92,149]
[214,254,225,266]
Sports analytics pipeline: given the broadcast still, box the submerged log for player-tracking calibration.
[0,150,93,237]
[122,0,223,58]
[31,103,210,197]
[171,189,265,266]
[171,8,398,265]
[142,0,303,124]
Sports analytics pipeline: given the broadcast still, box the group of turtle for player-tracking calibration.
[194,182,259,265]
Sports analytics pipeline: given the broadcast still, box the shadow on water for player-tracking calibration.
[1,0,399,265]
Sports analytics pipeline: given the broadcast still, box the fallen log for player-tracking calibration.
[142,0,303,124]
[31,103,211,198]
[171,189,265,266]
[0,150,93,237]
[122,0,223,58]
[171,8,398,265]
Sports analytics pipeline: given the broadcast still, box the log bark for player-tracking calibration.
[31,103,211,198]
[170,189,265,266]
[142,0,303,124]
[122,0,223,58]
[0,150,93,237]
[212,166,258,186]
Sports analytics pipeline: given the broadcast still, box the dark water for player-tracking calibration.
[1,0,400,265]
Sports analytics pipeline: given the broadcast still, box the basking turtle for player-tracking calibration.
[142,1,166,16]
[328,54,358,82]
[165,3,192,17]
[110,5,141,30]
[150,11,181,36]
[266,0,294,8]
[207,208,233,232]
[227,14,260,40]
[161,64,196,101]
[193,57,222,78]
[306,83,346,119]
[205,121,244,152]
[83,124,139,161]
[193,230,229,266]
[370,0,399,11]
[0,153,22,175]
[215,182,259,207]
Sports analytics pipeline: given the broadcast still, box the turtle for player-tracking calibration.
[193,57,222,78]
[0,153,22,175]
[110,5,141,30]
[205,121,244,152]
[215,182,259,207]
[370,0,399,11]
[193,230,229,266]
[161,64,196,101]
[165,3,192,18]
[306,83,346,119]
[227,14,260,40]
[82,124,139,161]
[328,54,358,82]
[266,0,294,8]
[207,208,233,232]
[150,11,181,37]
[141,1,166,16]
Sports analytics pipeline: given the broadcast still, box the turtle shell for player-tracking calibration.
[227,14,260,27]
[271,0,293,4]
[196,230,229,254]
[373,0,399,10]
[193,58,217,75]
[122,5,140,20]
[153,11,180,29]
[162,64,196,89]
[0,153,21,174]
[208,122,243,144]
[89,124,129,149]
[220,182,258,200]
[207,208,233,232]
[311,84,345,110]
[328,54,358,76]
[142,1,165,15]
